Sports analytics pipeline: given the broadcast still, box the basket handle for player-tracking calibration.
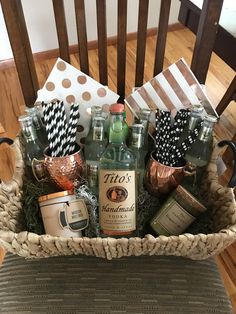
[218,140,236,188]
[0,137,13,145]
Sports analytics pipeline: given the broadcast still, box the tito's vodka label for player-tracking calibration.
[99,170,136,235]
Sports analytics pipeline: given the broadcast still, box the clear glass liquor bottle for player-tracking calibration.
[85,117,107,195]
[183,114,217,194]
[18,115,45,167]
[130,124,145,193]
[99,103,137,237]
[84,106,103,157]
[25,106,48,148]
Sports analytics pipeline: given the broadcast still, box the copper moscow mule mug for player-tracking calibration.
[32,144,85,190]
[144,152,186,197]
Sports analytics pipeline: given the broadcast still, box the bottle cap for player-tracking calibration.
[139,108,151,120]
[191,104,204,114]
[110,103,124,113]
[18,114,32,123]
[204,114,218,123]
[91,105,102,114]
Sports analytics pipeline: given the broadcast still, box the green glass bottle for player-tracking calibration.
[84,106,103,156]
[138,108,152,163]
[85,117,107,195]
[183,114,217,194]
[106,104,129,143]
[25,106,48,148]
[99,103,137,237]
[18,115,45,180]
[130,124,145,193]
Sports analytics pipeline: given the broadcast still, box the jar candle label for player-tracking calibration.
[60,199,89,231]
[151,201,195,236]
[99,170,136,233]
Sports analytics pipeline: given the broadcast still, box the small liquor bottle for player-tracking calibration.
[25,106,48,148]
[130,124,145,192]
[85,117,107,195]
[183,114,217,194]
[18,115,45,175]
[138,108,152,163]
[99,103,137,237]
[84,106,103,157]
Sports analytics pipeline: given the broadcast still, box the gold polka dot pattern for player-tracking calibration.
[82,91,91,101]
[77,75,87,84]
[102,104,110,113]
[38,59,119,147]
[80,137,86,145]
[76,125,84,133]
[62,79,71,88]
[57,61,67,71]
[46,82,55,91]
[97,87,107,97]
[66,95,76,104]
[51,98,60,103]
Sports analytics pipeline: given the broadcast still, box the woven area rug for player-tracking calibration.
[0,253,233,314]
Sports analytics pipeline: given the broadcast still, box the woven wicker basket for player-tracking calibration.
[0,138,236,260]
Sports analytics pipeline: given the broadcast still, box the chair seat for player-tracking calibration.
[0,253,233,314]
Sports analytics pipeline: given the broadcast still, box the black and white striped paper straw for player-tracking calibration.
[66,103,80,155]
[50,102,65,157]
[42,102,57,156]
[42,101,67,157]
[57,101,68,156]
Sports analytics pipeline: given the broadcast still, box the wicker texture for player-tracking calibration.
[0,253,233,314]
[0,138,236,260]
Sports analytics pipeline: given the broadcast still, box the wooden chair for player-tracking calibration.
[0,1,234,313]
[0,0,222,108]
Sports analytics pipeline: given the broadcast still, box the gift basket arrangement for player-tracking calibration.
[0,58,236,260]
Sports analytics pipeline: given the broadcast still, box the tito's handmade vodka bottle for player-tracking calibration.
[99,103,137,237]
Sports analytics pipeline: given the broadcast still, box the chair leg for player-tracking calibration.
[216,75,236,116]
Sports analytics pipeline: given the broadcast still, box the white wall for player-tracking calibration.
[0,0,180,61]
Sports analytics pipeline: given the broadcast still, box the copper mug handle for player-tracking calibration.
[31,158,48,182]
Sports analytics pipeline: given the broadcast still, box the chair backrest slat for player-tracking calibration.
[153,0,171,76]
[96,0,108,86]
[74,0,89,75]
[52,0,70,63]
[1,0,39,107]
[135,0,149,88]
[117,0,127,102]
[191,0,223,83]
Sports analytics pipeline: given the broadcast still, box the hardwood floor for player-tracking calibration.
[0,26,236,310]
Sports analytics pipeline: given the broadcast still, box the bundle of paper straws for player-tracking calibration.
[42,101,79,157]
[155,109,202,167]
